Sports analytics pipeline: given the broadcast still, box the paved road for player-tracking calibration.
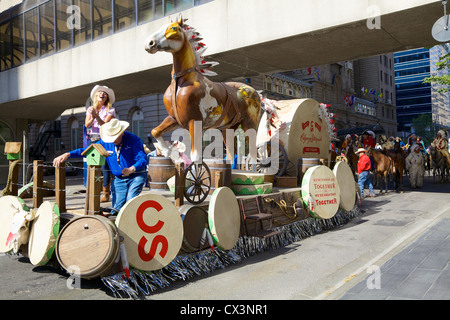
[0,175,449,301]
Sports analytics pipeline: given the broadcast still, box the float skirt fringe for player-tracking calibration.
[101,206,362,298]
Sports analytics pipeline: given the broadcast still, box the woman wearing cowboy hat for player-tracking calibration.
[53,119,148,213]
[85,85,117,202]
[356,148,376,198]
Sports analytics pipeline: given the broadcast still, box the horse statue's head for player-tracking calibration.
[144,14,218,77]
[145,15,188,54]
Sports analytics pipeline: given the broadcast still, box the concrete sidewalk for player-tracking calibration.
[339,216,450,300]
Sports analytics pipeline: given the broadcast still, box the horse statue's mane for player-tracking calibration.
[182,21,219,77]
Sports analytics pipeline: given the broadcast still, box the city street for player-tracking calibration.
[0,174,449,302]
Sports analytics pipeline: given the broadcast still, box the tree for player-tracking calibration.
[422,51,450,93]
[411,113,436,146]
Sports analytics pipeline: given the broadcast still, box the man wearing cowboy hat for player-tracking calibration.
[53,119,148,212]
[356,147,376,198]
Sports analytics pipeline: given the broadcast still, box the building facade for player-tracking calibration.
[394,45,450,138]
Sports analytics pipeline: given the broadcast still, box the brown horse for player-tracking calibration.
[144,14,261,162]
[345,143,359,176]
[387,139,405,192]
[429,145,449,183]
[368,148,392,194]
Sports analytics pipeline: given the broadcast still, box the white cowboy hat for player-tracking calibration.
[100,119,129,143]
[356,148,366,154]
[90,85,116,104]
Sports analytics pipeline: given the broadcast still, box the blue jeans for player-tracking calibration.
[111,171,147,211]
[358,170,374,196]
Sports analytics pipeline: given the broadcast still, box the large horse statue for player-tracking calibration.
[144,14,261,162]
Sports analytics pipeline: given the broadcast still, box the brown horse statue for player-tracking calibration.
[368,147,392,194]
[144,14,261,162]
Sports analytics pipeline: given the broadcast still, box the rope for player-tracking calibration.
[1,159,23,196]
[2,160,115,195]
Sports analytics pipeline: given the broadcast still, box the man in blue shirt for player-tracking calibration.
[53,119,148,212]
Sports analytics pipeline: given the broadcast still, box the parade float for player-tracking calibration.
[0,15,361,298]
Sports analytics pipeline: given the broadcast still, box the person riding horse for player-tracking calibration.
[432,130,450,167]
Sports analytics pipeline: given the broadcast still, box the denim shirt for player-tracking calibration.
[69,131,148,177]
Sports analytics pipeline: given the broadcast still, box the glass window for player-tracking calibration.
[138,0,163,23]
[40,1,55,56]
[131,109,145,142]
[165,0,192,15]
[74,0,92,46]
[70,118,80,149]
[0,121,15,166]
[0,22,11,71]
[93,0,113,39]
[11,16,24,67]
[115,0,136,31]
[25,8,39,61]
[194,0,213,5]
[56,0,73,51]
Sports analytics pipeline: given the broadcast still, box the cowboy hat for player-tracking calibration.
[100,119,129,143]
[356,148,366,154]
[90,85,115,104]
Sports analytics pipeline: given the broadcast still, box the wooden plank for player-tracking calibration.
[87,166,102,215]
[175,162,184,207]
[55,163,66,213]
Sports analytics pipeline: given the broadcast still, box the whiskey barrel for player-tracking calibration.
[56,215,120,279]
[148,157,176,191]
[298,158,320,183]
[204,159,232,194]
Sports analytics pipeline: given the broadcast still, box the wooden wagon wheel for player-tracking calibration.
[284,159,298,177]
[245,141,288,177]
[184,162,211,204]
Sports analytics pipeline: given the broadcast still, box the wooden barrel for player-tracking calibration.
[179,205,209,253]
[56,215,120,279]
[204,159,232,194]
[148,157,176,191]
[298,158,320,183]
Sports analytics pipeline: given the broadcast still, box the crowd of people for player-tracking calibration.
[51,84,449,211]
[340,129,450,198]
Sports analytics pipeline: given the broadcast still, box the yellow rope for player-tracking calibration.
[1,159,23,196]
